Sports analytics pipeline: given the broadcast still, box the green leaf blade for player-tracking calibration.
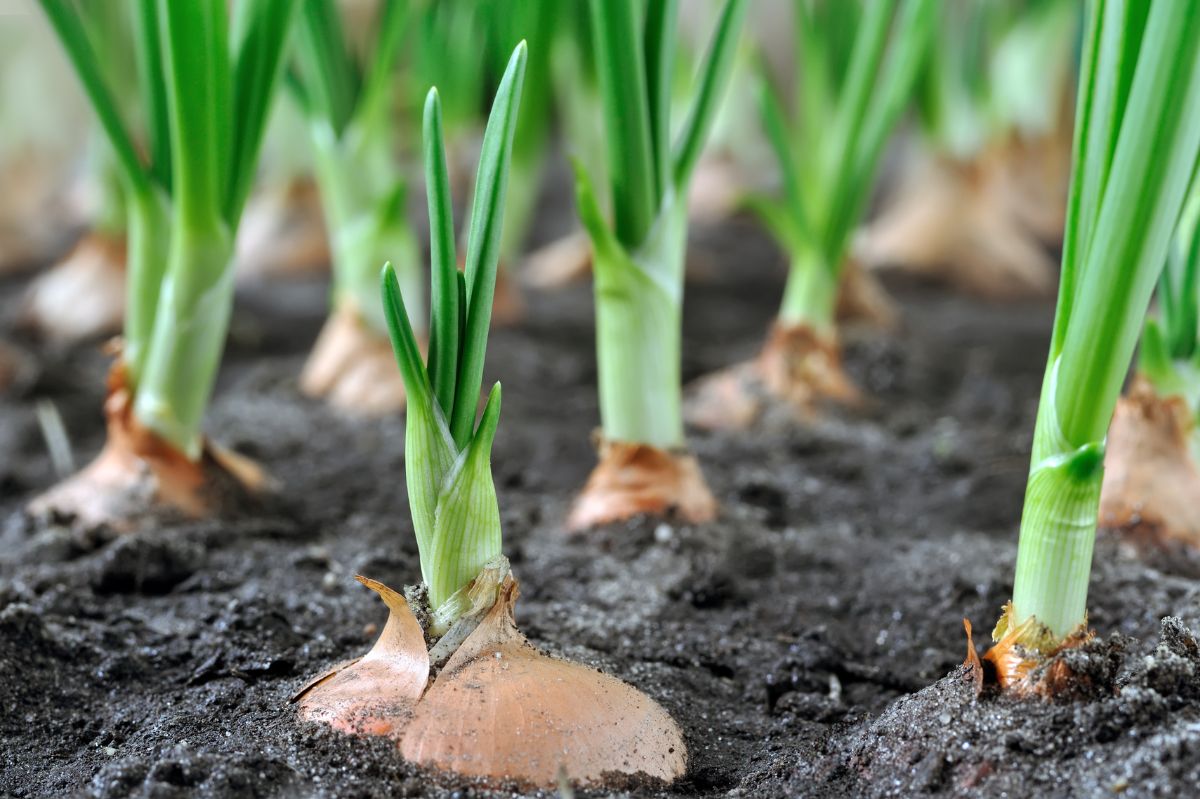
[448,41,527,449]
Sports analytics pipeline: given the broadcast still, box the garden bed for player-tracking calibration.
[3,202,1199,797]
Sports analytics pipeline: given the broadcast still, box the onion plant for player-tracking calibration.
[565,0,745,529]
[290,0,422,413]
[985,0,1200,687]
[686,0,934,432]
[33,0,296,520]
[857,0,1078,298]
[1098,179,1200,547]
[297,45,688,786]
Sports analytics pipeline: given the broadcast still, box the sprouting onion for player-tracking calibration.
[33,0,295,520]
[762,0,933,334]
[290,0,423,413]
[565,0,744,529]
[983,0,1200,690]
[379,44,525,615]
[296,47,690,785]
[292,0,419,334]
[686,0,933,432]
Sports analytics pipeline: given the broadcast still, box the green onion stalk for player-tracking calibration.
[291,0,423,414]
[984,0,1200,689]
[380,43,525,625]
[20,2,137,343]
[856,0,1079,298]
[32,0,296,521]
[1097,178,1200,548]
[685,0,934,433]
[565,0,745,530]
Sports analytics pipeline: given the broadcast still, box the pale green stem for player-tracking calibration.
[133,222,235,458]
[122,184,171,388]
[594,198,687,449]
[778,247,837,333]
[1011,360,1105,641]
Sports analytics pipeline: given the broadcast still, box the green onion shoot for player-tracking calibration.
[687,0,935,432]
[978,0,1200,695]
[295,44,688,787]
[291,0,423,415]
[29,0,296,527]
[566,0,746,530]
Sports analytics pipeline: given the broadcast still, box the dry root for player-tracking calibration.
[963,603,1093,699]
[236,178,330,280]
[19,231,126,343]
[27,360,270,531]
[1099,378,1200,548]
[300,304,409,415]
[296,573,687,787]
[856,148,1058,300]
[686,322,860,432]
[567,438,717,531]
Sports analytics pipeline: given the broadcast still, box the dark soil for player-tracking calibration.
[3,181,1200,798]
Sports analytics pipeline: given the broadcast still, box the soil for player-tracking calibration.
[3,171,1200,798]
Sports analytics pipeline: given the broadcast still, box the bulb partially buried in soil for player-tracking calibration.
[567,438,717,531]
[295,572,687,788]
[686,322,861,431]
[300,303,410,415]
[965,603,1093,698]
[855,146,1058,300]
[27,358,271,531]
[20,231,126,343]
[1099,378,1200,548]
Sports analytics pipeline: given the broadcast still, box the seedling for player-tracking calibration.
[687,0,934,431]
[978,0,1200,694]
[566,0,745,529]
[30,0,296,526]
[291,0,422,415]
[295,45,687,787]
